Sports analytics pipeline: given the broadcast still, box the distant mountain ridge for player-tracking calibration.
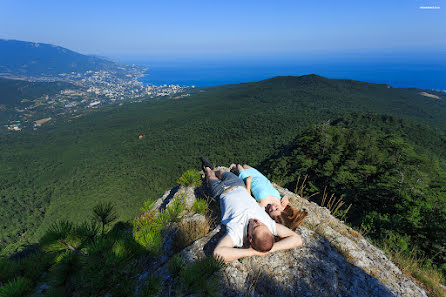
[0,39,134,79]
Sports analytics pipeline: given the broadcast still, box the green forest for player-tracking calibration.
[0,75,445,295]
[261,112,446,269]
[1,75,445,251]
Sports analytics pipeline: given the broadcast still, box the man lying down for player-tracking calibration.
[200,157,302,262]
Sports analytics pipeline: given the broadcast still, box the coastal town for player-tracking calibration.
[3,67,191,132]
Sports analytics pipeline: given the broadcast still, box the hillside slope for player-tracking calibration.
[1,75,445,255]
[0,77,76,106]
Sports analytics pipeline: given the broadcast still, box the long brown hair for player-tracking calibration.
[273,205,308,230]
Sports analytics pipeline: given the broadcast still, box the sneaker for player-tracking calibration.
[200,156,214,170]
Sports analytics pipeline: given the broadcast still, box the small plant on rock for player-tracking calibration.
[192,198,209,215]
[177,169,202,187]
[133,213,164,255]
[176,256,225,297]
[133,197,185,254]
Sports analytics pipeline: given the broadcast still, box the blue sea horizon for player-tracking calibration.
[122,55,446,91]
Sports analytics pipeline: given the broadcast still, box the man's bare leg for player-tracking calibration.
[204,167,219,183]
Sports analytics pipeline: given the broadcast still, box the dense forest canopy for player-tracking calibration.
[0,75,445,263]
[261,113,446,266]
[0,77,76,107]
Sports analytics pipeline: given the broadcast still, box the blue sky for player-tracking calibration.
[1,0,445,58]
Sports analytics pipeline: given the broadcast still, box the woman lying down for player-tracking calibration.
[229,164,308,230]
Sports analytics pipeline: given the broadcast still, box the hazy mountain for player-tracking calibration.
[0,39,128,78]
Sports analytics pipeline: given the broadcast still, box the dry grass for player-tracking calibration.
[337,246,355,264]
[348,227,363,239]
[294,175,319,200]
[174,218,210,251]
[199,193,220,229]
[384,249,446,297]
[320,186,351,220]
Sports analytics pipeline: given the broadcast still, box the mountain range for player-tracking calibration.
[0,39,125,79]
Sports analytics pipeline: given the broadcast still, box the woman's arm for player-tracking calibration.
[245,176,253,196]
[281,196,290,209]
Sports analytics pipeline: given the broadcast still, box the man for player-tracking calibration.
[201,158,302,262]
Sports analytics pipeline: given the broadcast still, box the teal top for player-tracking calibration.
[238,168,281,201]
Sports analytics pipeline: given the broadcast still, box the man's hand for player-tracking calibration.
[214,234,269,262]
[248,246,269,257]
[269,223,302,254]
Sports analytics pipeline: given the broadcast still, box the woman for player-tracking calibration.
[229,164,308,230]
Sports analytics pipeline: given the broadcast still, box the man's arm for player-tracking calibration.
[213,234,265,262]
[269,223,302,253]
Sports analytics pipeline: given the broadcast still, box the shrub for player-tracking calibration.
[39,220,79,253]
[51,251,81,287]
[141,200,156,213]
[139,274,162,297]
[177,169,202,187]
[167,197,185,221]
[20,252,53,282]
[381,233,445,297]
[0,277,31,297]
[133,198,185,254]
[167,255,187,277]
[177,256,225,296]
[0,257,19,284]
[42,287,66,297]
[133,213,164,255]
[192,199,209,215]
[92,202,117,236]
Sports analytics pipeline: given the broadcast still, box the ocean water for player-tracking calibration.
[126,55,446,90]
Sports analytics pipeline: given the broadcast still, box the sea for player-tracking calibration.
[122,53,446,90]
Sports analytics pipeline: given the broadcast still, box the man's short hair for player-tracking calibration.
[251,229,274,252]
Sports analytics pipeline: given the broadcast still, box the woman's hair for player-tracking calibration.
[272,205,308,230]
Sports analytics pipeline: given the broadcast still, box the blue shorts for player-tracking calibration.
[208,172,245,198]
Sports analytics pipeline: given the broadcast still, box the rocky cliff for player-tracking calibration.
[139,167,427,297]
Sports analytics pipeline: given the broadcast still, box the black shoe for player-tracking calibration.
[200,156,214,170]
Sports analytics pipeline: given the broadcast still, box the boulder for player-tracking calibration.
[143,167,427,297]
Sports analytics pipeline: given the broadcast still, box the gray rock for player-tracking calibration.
[145,167,427,297]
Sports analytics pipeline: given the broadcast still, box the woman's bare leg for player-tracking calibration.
[230,164,244,175]
[215,169,226,179]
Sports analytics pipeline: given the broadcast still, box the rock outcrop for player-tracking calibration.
[144,167,427,297]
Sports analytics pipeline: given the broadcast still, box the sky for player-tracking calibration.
[1,0,445,59]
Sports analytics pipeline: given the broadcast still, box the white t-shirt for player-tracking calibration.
[220,187,277,247]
